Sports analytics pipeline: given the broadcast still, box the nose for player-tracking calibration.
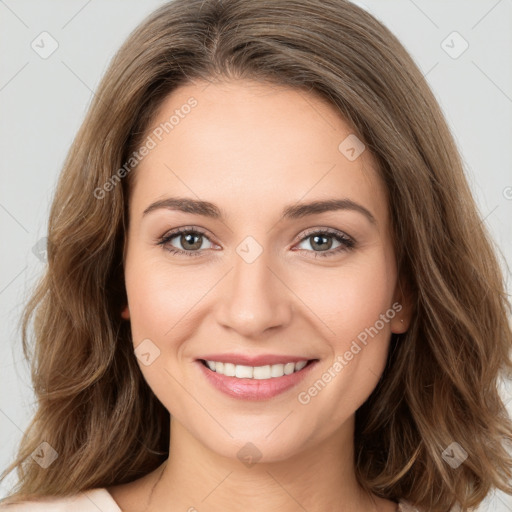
[215,246,293,338]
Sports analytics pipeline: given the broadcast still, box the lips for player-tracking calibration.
[198,353,314,366]
[195,355,319,400]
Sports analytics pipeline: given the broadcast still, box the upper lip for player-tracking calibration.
[198,353,317,366]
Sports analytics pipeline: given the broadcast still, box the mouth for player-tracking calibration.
[195,357,319,400]
[199,358,316,379]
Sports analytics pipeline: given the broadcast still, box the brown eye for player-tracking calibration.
[157,228,214,257]
[294,229,355,258]
[176,232,204,251]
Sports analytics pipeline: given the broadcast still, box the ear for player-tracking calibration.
[390,275,413,334]
[121,305,130,320]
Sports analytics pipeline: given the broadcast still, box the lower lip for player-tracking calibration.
[196,360,318,400]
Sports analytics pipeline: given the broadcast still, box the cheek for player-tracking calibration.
[124,250,206,343]
[293,248,397,420]
[293,249,396,347]
[124,270,171,343]
[123,252,200,413]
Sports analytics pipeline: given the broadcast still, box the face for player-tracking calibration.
[122,79,409,462]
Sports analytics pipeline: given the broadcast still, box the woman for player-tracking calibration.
[1,0,511,511]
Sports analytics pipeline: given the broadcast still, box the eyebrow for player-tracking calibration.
[142,197,376,224]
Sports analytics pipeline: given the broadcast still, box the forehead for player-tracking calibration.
[129,79,387,226]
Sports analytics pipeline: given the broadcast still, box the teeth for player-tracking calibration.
[235,365,253,378]
[253,365,270,379]
[204,360,310,379]
[270,364,284,377]
[295,360,307,371]
[284,362,295,375]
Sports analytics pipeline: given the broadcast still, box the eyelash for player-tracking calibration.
[156,226,356,259]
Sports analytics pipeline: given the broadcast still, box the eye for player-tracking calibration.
[293,228,355,258]
[156,226,355,258]
[157,227,215,257]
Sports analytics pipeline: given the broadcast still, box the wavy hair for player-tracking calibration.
[2,0,512,510]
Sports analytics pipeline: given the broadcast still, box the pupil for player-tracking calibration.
[312,235,331,251]
[182,233,202,250]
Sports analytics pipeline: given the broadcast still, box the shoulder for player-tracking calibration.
[0,487,121,511]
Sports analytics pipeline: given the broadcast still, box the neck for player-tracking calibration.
[145,415,383,512]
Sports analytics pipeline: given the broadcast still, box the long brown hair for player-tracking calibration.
[2,1,511,510]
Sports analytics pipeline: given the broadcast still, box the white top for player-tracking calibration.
[0,488,121,511]
[0,487,421,511]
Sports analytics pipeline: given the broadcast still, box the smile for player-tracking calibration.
[202,360,308,379]
[196,358,318,400]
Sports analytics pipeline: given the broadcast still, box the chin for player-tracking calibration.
[190,420,315,466]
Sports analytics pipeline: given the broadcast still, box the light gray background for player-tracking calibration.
[1,0,511,510]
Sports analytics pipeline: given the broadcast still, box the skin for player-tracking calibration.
[109,79,411,512]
